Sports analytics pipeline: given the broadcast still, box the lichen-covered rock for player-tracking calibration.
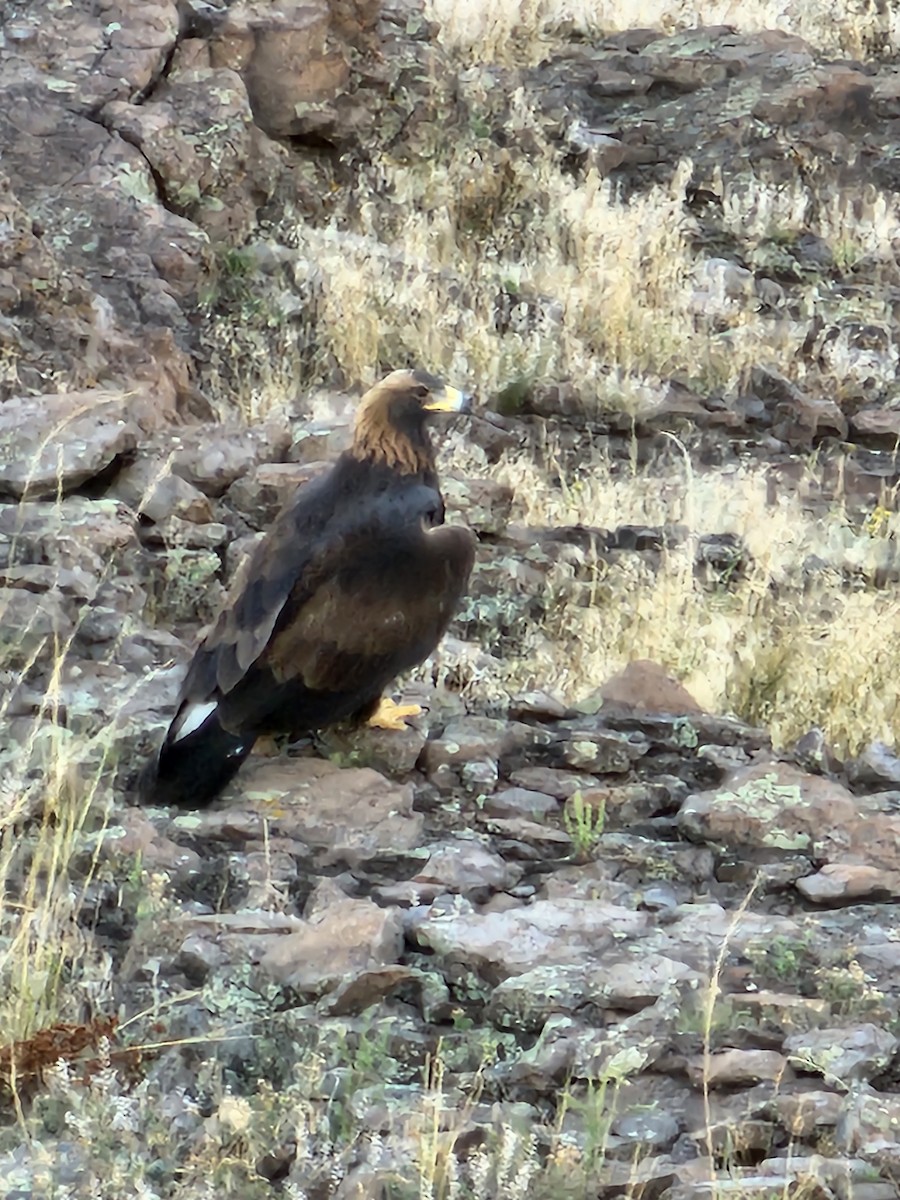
[413,896,648,983]
[166,419,293,497]
[0,587,73,668]
[784,1025,899,1083]
[420,716,540,771]
[183,757,426,865]
[0,391,139,499]
[105,67,284,243]
[9,7,900,1193]
[679,761,900,879]
[0,499,141,604]
[488,953,700,1031]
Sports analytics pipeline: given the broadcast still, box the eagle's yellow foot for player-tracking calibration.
[367,698,422,731]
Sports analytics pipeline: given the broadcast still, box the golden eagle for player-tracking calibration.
[142,369,475,806]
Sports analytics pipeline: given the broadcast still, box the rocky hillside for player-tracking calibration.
[4,1,900,1196]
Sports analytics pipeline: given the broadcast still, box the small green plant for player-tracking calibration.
[672,716,699,749]
[563,789,605,858]
[746,932,816,989]
[144,546,221,626]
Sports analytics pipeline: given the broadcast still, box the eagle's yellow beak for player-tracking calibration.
[423,385,473,414]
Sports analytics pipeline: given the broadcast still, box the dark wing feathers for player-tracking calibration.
[178,491,326,700]
[175,460,472,734]
[265,523,474,692]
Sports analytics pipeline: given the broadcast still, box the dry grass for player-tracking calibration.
[297,149,736,401]
[288,121,900,424]
[425,0,900,64]
[490,446,900,754]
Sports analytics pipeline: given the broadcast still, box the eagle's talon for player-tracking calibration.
[367,698,422,731]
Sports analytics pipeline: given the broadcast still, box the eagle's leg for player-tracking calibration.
[367,697,422,731]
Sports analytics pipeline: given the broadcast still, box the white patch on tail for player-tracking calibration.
[173,700,218,742]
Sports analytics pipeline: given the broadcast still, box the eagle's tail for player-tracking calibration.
[138,705,253,807]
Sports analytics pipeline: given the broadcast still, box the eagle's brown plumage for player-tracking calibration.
[140,369,476,807]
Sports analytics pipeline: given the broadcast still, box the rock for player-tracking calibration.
[679,761,900,876]
[0,588,73,667]
[774,1090,844,1138]
[162,910,306,980]
[0,391,139,499]
[575,781,678,826]
[840,1089,900,1175]
[376,838,519,904]
[487,963,606,1031]
[506,766,596,799]
[479,815,573,857]
[0,498,139,577]
[213,3,352,140]
[288,418,352,464]
[110,460,214,524]
[185,757,426,865]
[784,1025,898,1082]
[849,406,900,442]
[139,517,229,549]
[612,1108,680,1150]
[413,896,647,983]
[846,741,900,788]
[441,476,513,535]
[685,1050,790,1088]
[489,954,700,1031]
[317,720,427,777]
[226,462,328,528]
[104,66,284,243]
[481,786,558,819]
[413,840,521,898]
[493,995,679,1090]
[0,94,196,412]
[508,689,570,721]
[169,420,293,497]
[259,881,404,995]
[787,726,843,776]
[420,716,542,786]
[752,365,847,446]
[104,810,203,875]
[593,660,705,715]
[0,563,97,600]
[551,725,649,774]
[796,863,900,903]
[815,320,898,389]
